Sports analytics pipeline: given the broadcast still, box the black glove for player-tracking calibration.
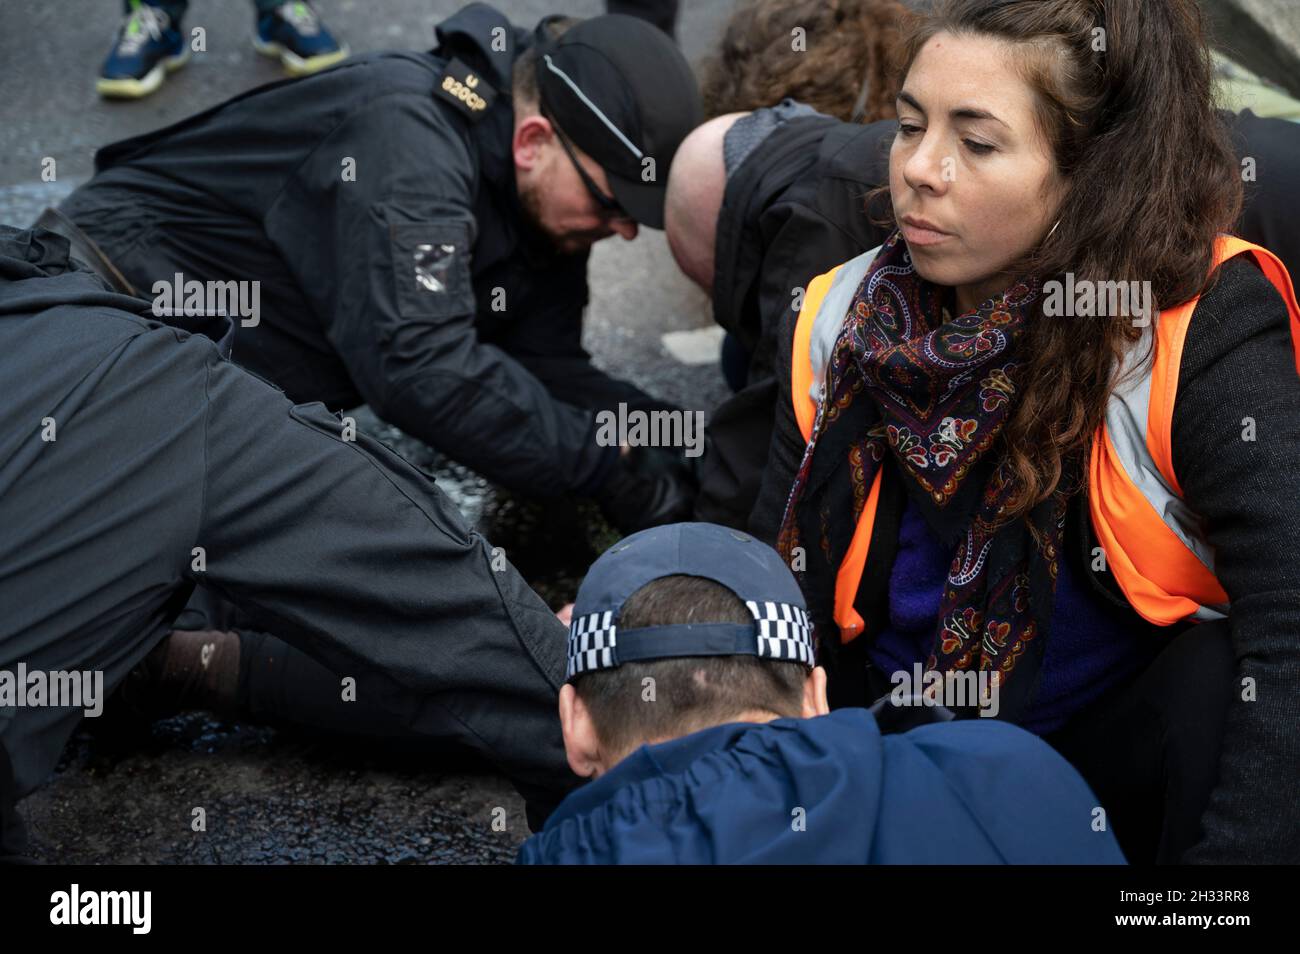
[625,442,703,490]
[595,447,696,534]
[867,691,957,733]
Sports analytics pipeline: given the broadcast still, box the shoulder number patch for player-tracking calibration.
[435,57,497,121]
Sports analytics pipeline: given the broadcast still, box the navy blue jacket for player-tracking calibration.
[517,709,1125,864]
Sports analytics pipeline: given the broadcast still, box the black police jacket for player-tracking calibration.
[59,3,647,498]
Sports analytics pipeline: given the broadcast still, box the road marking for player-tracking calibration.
[660,326,724,366]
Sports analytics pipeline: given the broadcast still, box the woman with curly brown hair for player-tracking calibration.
[759,0,1300,863]
[699,0,912,124]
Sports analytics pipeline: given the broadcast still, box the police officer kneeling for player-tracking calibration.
[49,4,703,532]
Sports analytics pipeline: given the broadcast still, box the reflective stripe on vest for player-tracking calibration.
[1090,236,1300,624]
[791,249,881,640]
[790,236,1300,641]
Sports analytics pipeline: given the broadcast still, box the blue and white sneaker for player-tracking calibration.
[253,2,349,77]
[97,1,190,99]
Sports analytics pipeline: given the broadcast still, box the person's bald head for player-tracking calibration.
[665,112,748,291]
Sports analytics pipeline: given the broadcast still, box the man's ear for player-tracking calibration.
[801,666,830,718]
[513,113,554,172]
[558,683,603,779]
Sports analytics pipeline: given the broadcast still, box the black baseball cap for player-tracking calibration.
[566,523,815,680]
[533,14,702,229]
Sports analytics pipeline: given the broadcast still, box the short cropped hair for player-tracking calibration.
[571,575,808,756]
[511,16,579,110]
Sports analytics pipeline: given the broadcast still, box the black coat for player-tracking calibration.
[695,117,895,528]
[0,226,576,853]
[58,4,665,499]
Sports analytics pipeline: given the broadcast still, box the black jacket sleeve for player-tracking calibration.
[264,94,616,497]
[705,201,868,536]
[1228,110,1300,285]
[735,187,885,540]
[748,291,809,546]
[1172,257,1300,863]
[492,254,677,416]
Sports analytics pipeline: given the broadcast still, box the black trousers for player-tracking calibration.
[0,744,30,862]
[858,620,1234,865]
[1043,620,1234,864]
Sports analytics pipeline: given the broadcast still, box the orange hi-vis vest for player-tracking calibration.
[790,236,1300,643]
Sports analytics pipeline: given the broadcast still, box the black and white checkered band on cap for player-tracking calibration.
[565,600,814,676]
[567,610,616,679]
[747,600,815,667]
[564,523,816,680]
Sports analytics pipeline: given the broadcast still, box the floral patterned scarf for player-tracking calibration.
[777,230,1076,722]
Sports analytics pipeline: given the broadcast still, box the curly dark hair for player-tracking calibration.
[699,0,914,123]
[877,0,1244,535]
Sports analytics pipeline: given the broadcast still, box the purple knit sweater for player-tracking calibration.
[868,494,1161,735]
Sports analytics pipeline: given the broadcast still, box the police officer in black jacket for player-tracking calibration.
[49,3,701,532]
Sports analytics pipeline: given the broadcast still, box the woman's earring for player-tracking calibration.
[1046,219,1061,242]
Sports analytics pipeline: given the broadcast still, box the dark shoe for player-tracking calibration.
[113,629,243,721]
[97,2,189,99]
[253,2,348,76]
